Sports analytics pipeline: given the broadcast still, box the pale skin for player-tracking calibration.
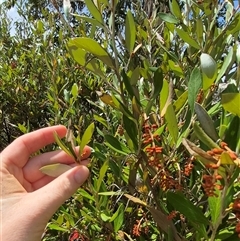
[0,125,91,241]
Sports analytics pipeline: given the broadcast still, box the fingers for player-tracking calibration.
[26,166,89,222]
[23,146,92,183]
[30,159,90,190]
[3,125,67,168]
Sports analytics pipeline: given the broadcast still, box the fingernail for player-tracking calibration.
[74,166,89,184]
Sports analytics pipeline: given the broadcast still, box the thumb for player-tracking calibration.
[28,165,89,221]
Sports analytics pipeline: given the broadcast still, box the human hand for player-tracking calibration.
[0,125,91,241]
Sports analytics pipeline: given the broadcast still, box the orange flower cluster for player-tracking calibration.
[202,174,223,197]
[132,218,149,237]
[158,169,182,191]
[184,157,195,176]
[142,123,162,168]
[233,199,240,237]
[207,142,238,162]
[167,210,179,220]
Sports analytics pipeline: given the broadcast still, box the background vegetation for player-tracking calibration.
[1,0,240,240]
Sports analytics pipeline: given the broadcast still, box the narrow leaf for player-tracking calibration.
[113,204,124,232]
[125,10,136,53]
[104,134,131,155]
[69,38,114,68]
[188,67,202,113]
[176,28,200,49]
[80,122,95,158]
[167,191,209,225]
[159,13,179,24]
[165,103,178,144]
[85,0,103,24]
[195,103,219,141]
[193,122,219,149]
[40,163,72,177]
[97,160,109,192]
[54,131,77,160]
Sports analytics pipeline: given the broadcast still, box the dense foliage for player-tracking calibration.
[1,0,240,240]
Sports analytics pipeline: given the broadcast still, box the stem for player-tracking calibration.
[110,0,127,106]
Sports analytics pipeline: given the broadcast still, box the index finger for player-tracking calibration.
[2,125,67,168]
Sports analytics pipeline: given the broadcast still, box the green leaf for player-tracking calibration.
[80,122,95,158]
[208,191,221,225]
[113,204,124,232]
[85,0,103,24]
[195,103,219,141]
[176,28,200,49]
[153,68,163,99]
[100,212,111,222]
[93,114,108,128]
[71,83,78,98]
[73,14,105,28]
[40,163,72,177]
[169,0,182,19]
[221,93,240,117]
[200,53,217,90]
[193,122,219,149]
[104,134,131,155]
[123,115,138,151]
[168,60,184,77]
[122,70,135,101]
[48,223,69,232]
[188,68,202,113]
[145,68,163,115]
[167,191,209,225]
[159,13,179,24]
[78,189,95,201]
[67,42,104,77]
[68,38,114,68]
[165,103,178,144]
[160,80,169,116]
[97,160,109,192]
[125,10,136,53]
[173,90,188,113]
[53,131,77,160]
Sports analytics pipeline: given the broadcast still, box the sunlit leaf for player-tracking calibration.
[85,0,103,24]
[96,160,109,192]
[169,0,182,19]
[80,122,95,159]
[71,83,78,98]
[68,38,114,68]
[176,28,200,49]
[220,151,234,165]
[200,53,217,90]
[40,163,72,177]
[165,103,178,144]
[54,131,77,160]
[93,114,108,128]
[221,93,240,117]
[125,10,136,53]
